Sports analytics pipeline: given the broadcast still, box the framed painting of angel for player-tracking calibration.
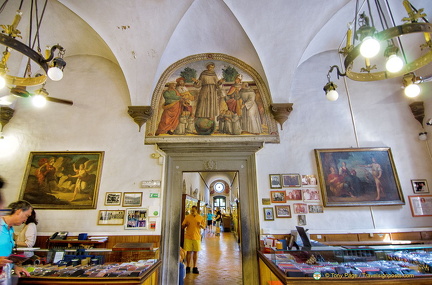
[19,151,104,209]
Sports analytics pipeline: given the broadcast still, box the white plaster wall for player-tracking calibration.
[256,50,432,234]
[0,55,163,236]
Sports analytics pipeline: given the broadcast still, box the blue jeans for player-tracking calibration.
[179,262,185,285]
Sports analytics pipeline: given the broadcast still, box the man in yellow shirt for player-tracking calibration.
[181,205,205,274]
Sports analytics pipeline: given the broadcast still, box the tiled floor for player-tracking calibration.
[183,228,242,285]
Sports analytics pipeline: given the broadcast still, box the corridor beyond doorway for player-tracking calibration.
[184,231,242,285]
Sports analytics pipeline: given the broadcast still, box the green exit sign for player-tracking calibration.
[150,193,159,198]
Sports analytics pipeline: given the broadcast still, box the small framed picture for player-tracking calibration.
[411,179,429,194]
[308,205,324,213]
[301,174,318,186]
[286,189,302,200]
[281,173,301,188]
[269,174,282,189]
[293,203,308,214]
[275,205,291,218]
[263,207,274,221]
[298,214,307,226]
[104,192,122,206]
[123,192,143,207]
[125,208,148,229]
[262,198,271,205]
[302,188,320,202]
[270,190,286,203]
[98,210,125,225]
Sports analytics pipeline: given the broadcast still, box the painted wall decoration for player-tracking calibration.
[145,53,279,144]
[19,151,104,209]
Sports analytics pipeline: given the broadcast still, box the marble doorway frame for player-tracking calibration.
[158,142,262,285]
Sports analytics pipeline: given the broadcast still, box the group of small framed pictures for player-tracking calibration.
[98,192,154,230]
[408,179,432,217]
[263,173,323,225]
[104,192,143,207]
[98,208,151,230]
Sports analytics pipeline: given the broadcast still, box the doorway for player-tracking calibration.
[158,142,262,285]
[182,171,241,284]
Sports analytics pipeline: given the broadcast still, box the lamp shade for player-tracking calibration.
[386,54,404,73]
[47,67,64,81]
[360,36,380,58]
[404,83,421,98]
[326,90,339,101]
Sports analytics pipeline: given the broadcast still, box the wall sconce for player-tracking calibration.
[323,65,345,101]
[419,132,427,141]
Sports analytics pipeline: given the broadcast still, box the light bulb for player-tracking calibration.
[0,95,17,106]
[360,36,380,58]
[32,94,47,107]
[386,54,403,73]
[0,75,5,89]
[47,66,63,81]
[326,90,339,101]
[404,83,421,98]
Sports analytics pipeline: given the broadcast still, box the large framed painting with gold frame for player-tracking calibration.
[314,147,404,207]
[19,151,104,209]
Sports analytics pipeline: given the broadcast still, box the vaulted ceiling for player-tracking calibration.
[1,0,431,106]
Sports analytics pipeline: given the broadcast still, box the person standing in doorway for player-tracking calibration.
[181,205,205,274]
[206,210,214,233]
[214,207,222,236]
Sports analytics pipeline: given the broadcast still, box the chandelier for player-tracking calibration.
[324,0,432,101]
[0,0,72,107]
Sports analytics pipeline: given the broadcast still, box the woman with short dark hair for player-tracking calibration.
[1,199,33,281]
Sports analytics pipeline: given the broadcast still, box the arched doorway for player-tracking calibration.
[158,142,262,285]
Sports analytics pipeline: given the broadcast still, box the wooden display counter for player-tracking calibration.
[18,260,161,285]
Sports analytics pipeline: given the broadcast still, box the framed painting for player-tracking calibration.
[125,208,148,229]
[263,207,274,221]
[19,151,104,209]
[314,147,404,207]
[298,215,307,226]
[105,192,122,206]
[281,173,301,187]
[302,188,320,202]
[270,190,286,203]
[408,195,432,217]
[286,189,302,200]
[411,179,429,194]
[269,174,282,189]
[275,205,291,218]
[123,192,143,207]
[293,203,308,214]
[98,210,125,225]
[308,205,324,213]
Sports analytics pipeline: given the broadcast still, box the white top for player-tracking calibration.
[16,222,37,247]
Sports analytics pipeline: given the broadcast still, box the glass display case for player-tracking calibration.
[13,246,160,285]
[258,244,432,284]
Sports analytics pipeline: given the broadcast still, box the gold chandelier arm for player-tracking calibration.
[5,74,47,86]
[344,22,432,81]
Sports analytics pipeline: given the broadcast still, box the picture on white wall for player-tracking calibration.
[315,147,404,207]
[302,189,320,202]
[125,208,148,229]
[19,151,104,209]
[411,179,429,194]
[105,192,122,206]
